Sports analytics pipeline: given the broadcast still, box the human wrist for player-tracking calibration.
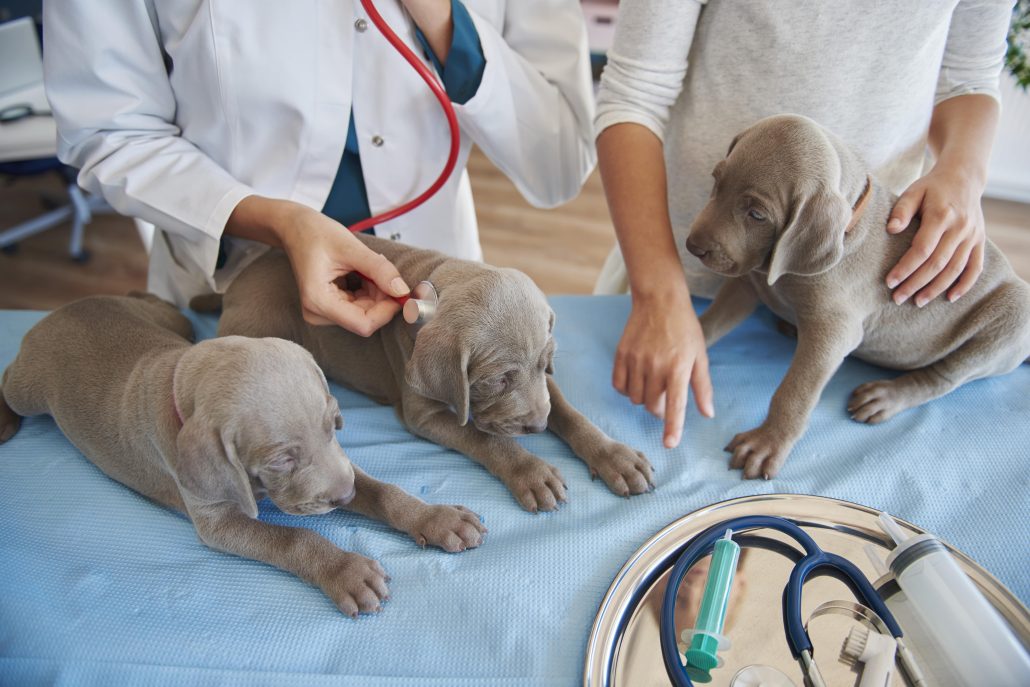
[225,195,313,249]
[630,273,691,308]
[932,153,988,193]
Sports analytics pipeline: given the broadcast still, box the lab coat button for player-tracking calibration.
[389,233,401,241]
[355,18,368,32]
[371,135,384,147]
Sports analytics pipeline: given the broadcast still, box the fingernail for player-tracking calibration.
[886,277,898,289]
[915,296,927,308]
[887,218,901,231]
[894,292,908,305]
[390,278,409,297]
[948,292,960,303]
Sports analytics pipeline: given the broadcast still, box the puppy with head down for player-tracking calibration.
[688,114,1030,479]
[214,235,654,512]
[0,293,485,616]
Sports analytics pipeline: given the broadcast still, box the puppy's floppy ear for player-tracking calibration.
[545,310,556,374]
[173,419,258,518]
[405,321,472,425]
[767,184,851,285]
[726,132,743,156]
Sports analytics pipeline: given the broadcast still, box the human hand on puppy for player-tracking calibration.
[614,286,714,449]
[885,163,986,307]
[226,196,410,337]
[885,93,998,307]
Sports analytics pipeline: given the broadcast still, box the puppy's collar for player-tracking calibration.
[845,175,873,233]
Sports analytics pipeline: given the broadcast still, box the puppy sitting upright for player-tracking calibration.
[0,293,485,616]
[687,114,1030,479]
[215,238,654,512]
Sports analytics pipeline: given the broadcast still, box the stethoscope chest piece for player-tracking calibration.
[403,281,439,328]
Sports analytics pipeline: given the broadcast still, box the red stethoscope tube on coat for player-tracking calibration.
[350,0,458,324]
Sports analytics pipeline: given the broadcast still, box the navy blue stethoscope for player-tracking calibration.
[659,515,913,687]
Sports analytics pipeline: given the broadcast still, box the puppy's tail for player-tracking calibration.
[189,293,224,313]
[0,371,23,445]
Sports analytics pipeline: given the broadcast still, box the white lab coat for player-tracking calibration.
[42,0,596,304]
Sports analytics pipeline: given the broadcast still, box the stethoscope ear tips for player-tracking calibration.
[403,281,439,326]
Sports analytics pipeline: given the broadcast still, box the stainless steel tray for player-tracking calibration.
[584,494,1030,687]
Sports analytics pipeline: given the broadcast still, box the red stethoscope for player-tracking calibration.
[349,0,457,325]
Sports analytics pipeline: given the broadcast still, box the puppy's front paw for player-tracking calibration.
[585,441,655,497]
[848,380,910,424]
[409,504,487,553]
[0,398,21,444]
[725,425,793,479]
[500,456,567,513]
[320,552,390,618]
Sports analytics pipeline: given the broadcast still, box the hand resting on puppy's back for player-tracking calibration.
[688,114,1030,479]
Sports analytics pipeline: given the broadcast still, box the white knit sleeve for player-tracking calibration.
[935,0,1014,104]
[594,0,705,142]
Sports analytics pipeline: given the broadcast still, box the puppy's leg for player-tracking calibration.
[545,376,654,496]
[0,385,21,444]
[849,331,1028,424]
[189,504,389,617]
[699,278,759,347]
[728,320,860,479]
[343,467,486,552]
[400,393,567,513]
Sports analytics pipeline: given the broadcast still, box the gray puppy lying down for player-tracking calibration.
[0,293,486,616]
[687,114,1030,480]
[212,236,654,512]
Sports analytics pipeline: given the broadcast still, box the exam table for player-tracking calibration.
[1,296,1026,686]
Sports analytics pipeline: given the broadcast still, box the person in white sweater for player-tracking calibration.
[594,0,1014,449]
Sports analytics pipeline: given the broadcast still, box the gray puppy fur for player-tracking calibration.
[687,114,1030,479]
[0,293,486,616]
[213,236,654,512]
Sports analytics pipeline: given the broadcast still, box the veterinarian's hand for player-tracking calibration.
[225,196,410,336]
[278,209,410,335]
[886,165,986,306]
[613,294,714,449]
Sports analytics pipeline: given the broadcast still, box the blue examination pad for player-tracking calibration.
[1,296,1027,685]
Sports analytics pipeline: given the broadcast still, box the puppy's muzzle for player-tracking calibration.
[685,238,710,260]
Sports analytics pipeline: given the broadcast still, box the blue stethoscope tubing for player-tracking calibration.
[659,515,904,687]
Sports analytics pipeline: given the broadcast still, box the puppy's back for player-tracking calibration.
[2,294,192,421]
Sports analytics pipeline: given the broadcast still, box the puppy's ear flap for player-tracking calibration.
[726,132,743,156]
[174,419,258,518]
[405,323,471,426]
[546,310,556,375]
[767,185,851,285]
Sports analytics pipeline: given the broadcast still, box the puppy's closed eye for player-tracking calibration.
[476,371,514,396]
[266,452,297,473]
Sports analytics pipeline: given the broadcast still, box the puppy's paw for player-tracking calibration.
[585,441,655,497]
[320,552,390,618]
[0,398,21,444]
[725,425,793,479]
[409,504,487,553]
[848,380,910,424]
[501,456,567,513]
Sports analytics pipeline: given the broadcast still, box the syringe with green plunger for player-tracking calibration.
[681,529,740,683]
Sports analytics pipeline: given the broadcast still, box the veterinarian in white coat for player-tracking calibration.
[43,0,595,335]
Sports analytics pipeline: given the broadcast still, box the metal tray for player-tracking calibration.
[584,494,1030,687]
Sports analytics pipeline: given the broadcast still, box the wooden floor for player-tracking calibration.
[1,148,1028,309]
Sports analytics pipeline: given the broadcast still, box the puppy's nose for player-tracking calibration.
[521,422,547,435]
[685,238,709,259]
